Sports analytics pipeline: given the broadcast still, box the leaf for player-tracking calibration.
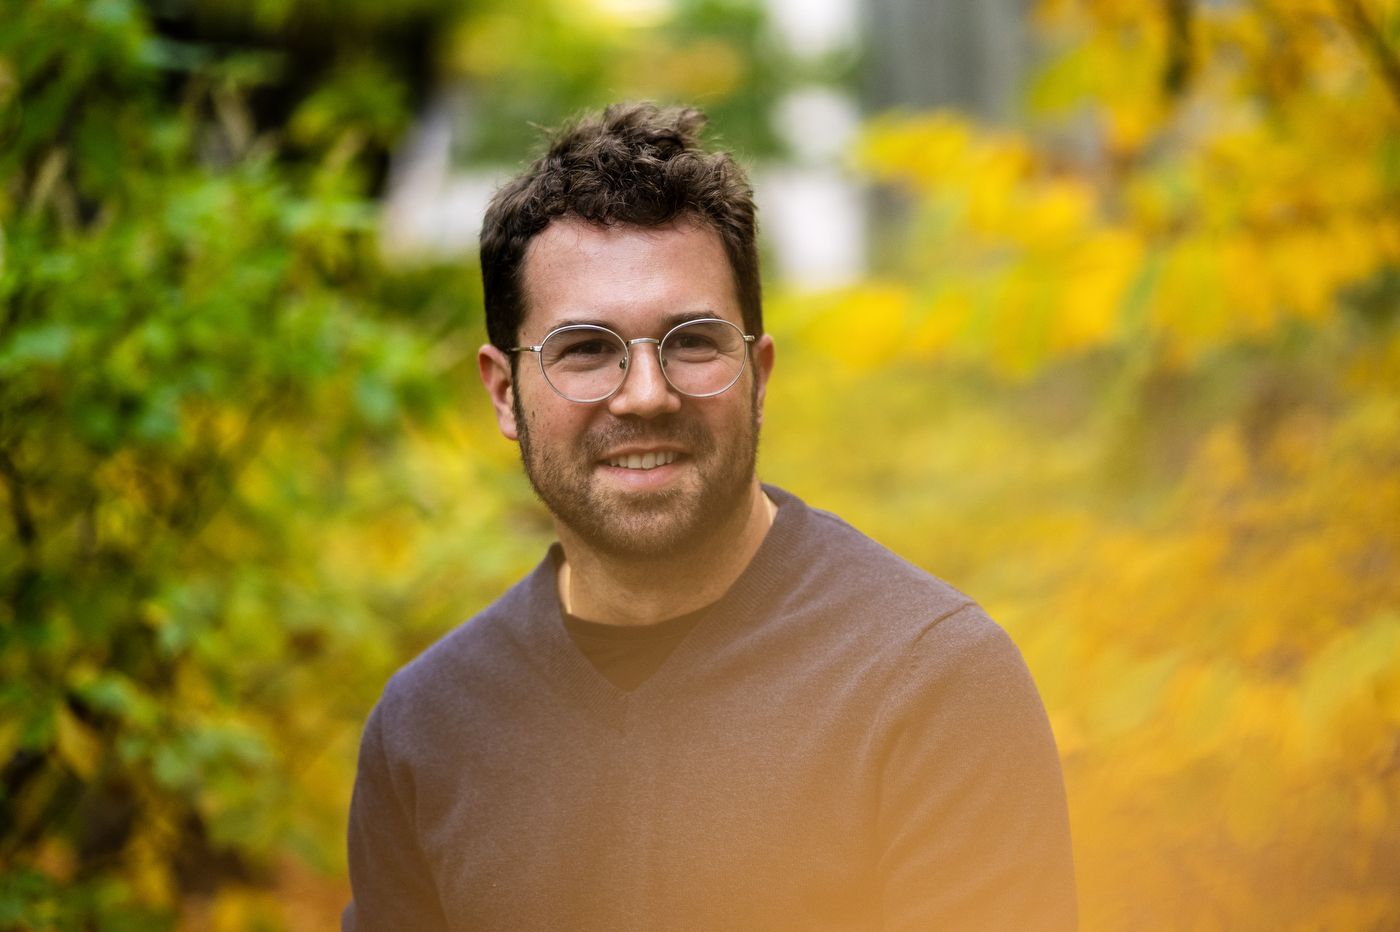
[1296,612,1400,756]
[55,705,101,780]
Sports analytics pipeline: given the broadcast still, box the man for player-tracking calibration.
[343,102,1077,932]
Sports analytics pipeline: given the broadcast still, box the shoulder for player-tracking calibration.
[764,485,985,644]
[744,487,1031,710]
[754,488,1053,757]
[371,560,549,743]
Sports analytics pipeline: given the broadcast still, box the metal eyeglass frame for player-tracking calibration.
[510,318,756,403]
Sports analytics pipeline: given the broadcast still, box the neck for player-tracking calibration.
[556,478,774,626]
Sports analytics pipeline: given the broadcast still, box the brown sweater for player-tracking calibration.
[343,485,1078,932]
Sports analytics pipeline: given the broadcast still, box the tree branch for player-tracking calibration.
[0,447,35,551]
[1336,0,1400,115]
[1164,0,1195,97]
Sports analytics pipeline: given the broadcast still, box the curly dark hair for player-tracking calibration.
[479,102,762,353]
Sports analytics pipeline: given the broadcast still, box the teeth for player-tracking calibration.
[607,452,678,470]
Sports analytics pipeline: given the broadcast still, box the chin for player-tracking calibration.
[585,509,720,560]
[562,485,738,561]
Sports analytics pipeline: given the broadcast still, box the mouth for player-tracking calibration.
[602,450,682,471]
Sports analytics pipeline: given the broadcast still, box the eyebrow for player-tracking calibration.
[545,310,727,335]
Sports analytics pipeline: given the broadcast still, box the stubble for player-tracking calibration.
[515,395,759,561]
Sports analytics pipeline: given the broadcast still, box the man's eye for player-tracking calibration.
[673,335,717,351]
[563,340,612,356]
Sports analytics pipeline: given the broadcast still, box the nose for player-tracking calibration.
[607,340,682,419]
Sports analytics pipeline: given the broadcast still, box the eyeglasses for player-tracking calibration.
[510,318,756,403]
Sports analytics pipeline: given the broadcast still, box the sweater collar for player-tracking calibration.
[512,484,811,735]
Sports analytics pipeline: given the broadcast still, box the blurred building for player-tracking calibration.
[755,0,862,289]
[379,0,1028,286]
[379,90,508,265]
[863,0,1028,121]
[761,0,1029,286]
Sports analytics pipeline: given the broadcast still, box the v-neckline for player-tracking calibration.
[511,484,808,736]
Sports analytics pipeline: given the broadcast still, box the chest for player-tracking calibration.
[411,682,884,932]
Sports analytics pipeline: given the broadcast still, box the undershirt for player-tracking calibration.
[561,604,712,692]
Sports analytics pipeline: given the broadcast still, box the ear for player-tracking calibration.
[478,344,519,441]
[751,334,775,426]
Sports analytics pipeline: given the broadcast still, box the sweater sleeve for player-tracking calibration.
[875,605,1078,932]
[342,700,451,932]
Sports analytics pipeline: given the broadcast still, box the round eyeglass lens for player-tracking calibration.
[659,319,748,397]
[538,326,628,402]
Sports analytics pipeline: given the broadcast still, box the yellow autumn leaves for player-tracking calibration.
[821,0,1400,377]
[760,0,1400,929]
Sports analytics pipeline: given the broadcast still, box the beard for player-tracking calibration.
[516,395,759,561]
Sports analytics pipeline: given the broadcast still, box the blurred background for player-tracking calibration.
[2,0,1398,929]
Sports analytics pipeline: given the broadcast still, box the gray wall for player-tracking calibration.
[862,0,1030,121]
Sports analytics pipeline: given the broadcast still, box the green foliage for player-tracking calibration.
[0,1,487,926]
[445,0,793,165]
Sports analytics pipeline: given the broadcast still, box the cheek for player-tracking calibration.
[515,377,558,425]
[518,390,594,449]
[696,398,754,442]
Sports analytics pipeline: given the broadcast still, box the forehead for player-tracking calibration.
[518,218,740,339]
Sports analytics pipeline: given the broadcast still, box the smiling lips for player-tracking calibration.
[604,451,680,471]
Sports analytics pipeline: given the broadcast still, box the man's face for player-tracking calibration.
[481,218,773,559]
